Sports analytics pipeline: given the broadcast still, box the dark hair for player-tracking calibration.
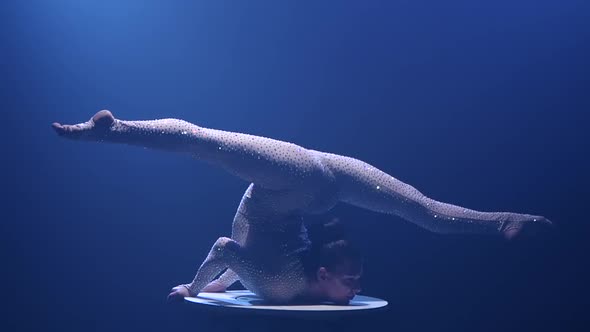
[302,218,363,279]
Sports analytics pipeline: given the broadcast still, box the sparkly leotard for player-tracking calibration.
[54,111,550,303]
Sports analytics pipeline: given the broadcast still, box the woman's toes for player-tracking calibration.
[51,122,82,135]
[503,216,553,240]
[503,227,521,240]
[51,122,66,135]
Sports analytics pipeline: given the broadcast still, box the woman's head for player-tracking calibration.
[304,219,363,304]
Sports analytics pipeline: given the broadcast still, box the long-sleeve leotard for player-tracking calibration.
[53,112,550,301]
[99,116,547,233]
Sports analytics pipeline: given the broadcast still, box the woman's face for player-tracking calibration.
[317,267,362,305]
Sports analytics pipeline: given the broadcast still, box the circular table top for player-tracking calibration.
[184,290,388,315]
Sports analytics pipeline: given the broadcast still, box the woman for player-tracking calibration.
[52,110,551,304]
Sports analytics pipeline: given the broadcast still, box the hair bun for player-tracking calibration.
[308,217,347,245]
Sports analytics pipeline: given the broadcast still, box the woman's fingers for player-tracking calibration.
[167,290,183,303]
[166,285,193,303]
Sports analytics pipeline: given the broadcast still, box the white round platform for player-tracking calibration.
[184,290,388,314]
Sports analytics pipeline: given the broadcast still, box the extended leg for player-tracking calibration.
[52,110,329,191]
[321,153,551,237]
[53,111,551,238]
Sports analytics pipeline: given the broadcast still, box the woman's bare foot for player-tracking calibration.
[502,215,553,240]
[52,110,115,140]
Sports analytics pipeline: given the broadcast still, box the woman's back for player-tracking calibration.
[225,183,316,302]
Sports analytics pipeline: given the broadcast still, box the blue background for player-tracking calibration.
[3,0,589,331]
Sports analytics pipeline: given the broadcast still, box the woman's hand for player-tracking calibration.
[166,285,193,303]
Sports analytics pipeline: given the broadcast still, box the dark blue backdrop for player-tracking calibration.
[3,1,589,331]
